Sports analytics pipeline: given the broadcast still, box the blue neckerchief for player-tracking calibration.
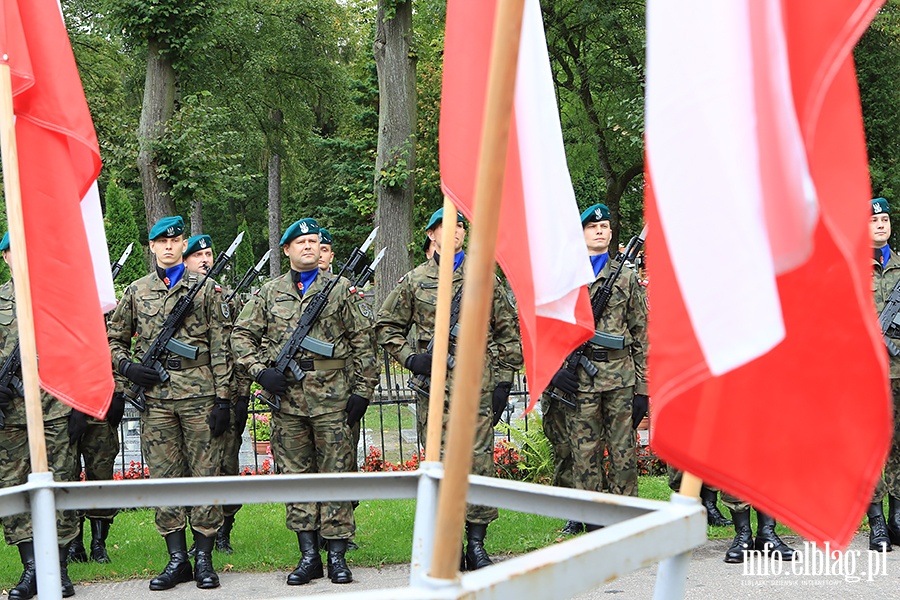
[164,264,185,290]
[590,253,609,277]
[453,250,465,272]
[298,269,318,296]
[881,246,891,268]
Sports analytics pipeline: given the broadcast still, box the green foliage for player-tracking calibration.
[231,217,256,290]
[104,179,144,284]
[374,139,413,190]
[498,416,554,485]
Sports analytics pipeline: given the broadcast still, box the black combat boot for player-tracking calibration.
[59,544,75,598]
[459,544,467,572]
[868,501,893,552]
[89,518,111,563]
[216,515,234,554]
[464,522,493,570]
[287,531,324,585]
[700,487,733,527]
[8,542,37,600]
[888,495,900,546]
[561,520,585,535]
[149,530,193,591]
[68,517,88,563]
[327,539,353,584]
[723,508,753,563]
[192,533,220,589]
[754,512,795,560]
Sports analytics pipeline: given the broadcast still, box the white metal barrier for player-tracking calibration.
[0,462,706,600]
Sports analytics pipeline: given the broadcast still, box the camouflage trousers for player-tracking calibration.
[140,396,224,537]
[271,410,355,539]
[220,403,245,519]
[0,417,79,546]
[873,378,900,502]
[349,420,361,471]
[540,394,575,489]
[720,492,750,513]
[565,386,637,497]
[73,418,120,521]
[416,389,498,524]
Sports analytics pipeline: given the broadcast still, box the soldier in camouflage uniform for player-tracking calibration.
[108,217,232,591]
[0,233,82,598]
[544,204,647,516]
[375,208,523,571]
[183,234,250,555]
[318,228,335,274]
[231,218,377,586]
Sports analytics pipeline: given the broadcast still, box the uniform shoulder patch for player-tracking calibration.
[221,302,230,319]
[214,284,223,293]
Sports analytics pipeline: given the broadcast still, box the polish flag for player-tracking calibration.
[440,0,594,403]
[646,0,890,545]
[0,1,115,418]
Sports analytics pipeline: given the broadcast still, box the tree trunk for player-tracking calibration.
[137,37,177,232]
[190,197,202,237]
[267,109,284,278]
[373,0,416,308]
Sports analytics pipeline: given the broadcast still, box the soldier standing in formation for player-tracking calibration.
[0,233,83,598]
[231,218,377,586]
[318,228,335,273]
[375,208,523,570]
[108,217,233,591]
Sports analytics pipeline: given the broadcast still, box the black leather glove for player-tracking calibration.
[405,353,432,376]
[234,396,250,435]
[491,382,512,426]
[256,368,288,396]
[550,368,579,395]
[119,360,160,388]
[106,392,126,428]
[208,398,231,438]
[0,385,14,411]
[632,394,649,429]
[345,393,370,426]
[68,410,88,445]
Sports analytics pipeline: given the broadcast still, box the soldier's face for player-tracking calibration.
[429,221,466,255]
[150,235,187,269]
[318,244,334,270]
[284,234,320,272]
[871,213,891,248]
[184,248,214,274]
[583,220,611,255]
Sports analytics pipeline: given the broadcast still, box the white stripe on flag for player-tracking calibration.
[80,181,116,313]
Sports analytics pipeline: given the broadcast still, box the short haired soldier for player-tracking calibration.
[231,218,378,586]
[0,232,82,598]
[108,217,233,591]
[375,208,523,570]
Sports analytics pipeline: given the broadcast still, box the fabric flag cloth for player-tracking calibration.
[440,0,594,405]
[646,0,890,546]
[0,1,115,418]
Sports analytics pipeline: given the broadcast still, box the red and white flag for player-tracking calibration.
[0,1,115,418]
[646,0,890,545]
[440,0,594,404]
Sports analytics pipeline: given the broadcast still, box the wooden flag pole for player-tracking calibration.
[0,62,49,474]
[424,195,459,462]
[679,472,702,498]
[428,0,525,580]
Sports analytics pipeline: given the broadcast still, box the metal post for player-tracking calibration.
[29,471,62,600]
[409,462,442,586]
[652,492,701,600]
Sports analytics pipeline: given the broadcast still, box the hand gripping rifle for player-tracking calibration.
[407,283,464,396]
[123,232,244,412]
[227,250,271,303]
[261,227,378,412]
[110,243,134,281]
[548,225,648,408]
[879,279,900,357]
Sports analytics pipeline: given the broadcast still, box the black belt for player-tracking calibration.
[166,355,210,371]
[588,348,629,363]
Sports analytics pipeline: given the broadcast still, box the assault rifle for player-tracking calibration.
[548,225,647,408]
[350,247,386,291]
[407,283,464,397]
[261,227,378,412]
[110,243,134,281]
[879,278,900,357]
[227,249,271,303]
[123,232,244,412]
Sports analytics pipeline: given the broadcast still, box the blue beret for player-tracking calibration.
[149,216,185,240]
[0,232,8,252]
[319,228,333,246]
[581,203,611,225]
[873,197,890,215]
[426,208,466,231]
[280,218,320,246]
[183,234,213,257]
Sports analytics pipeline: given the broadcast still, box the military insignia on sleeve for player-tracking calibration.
[644,296,650,311]
[221,303,230,319]
[359,302,373,319]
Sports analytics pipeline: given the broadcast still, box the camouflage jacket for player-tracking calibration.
[230,269,378,417]
[582,258,649,395]
[107,270,232,400]
[375,257,523,392]
[873,248,900,379]
[0,281,70,424]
